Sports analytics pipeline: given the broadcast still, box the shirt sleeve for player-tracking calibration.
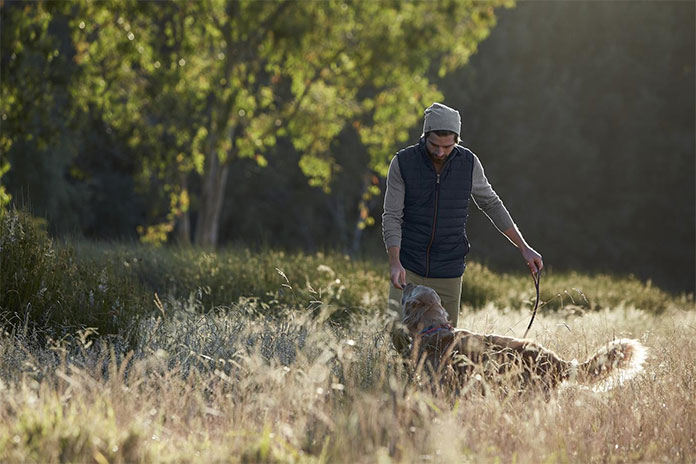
[381,155,405,250]
[470,153,515,232]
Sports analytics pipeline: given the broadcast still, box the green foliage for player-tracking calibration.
[53,0,505,244]
[73,243,385,320]
[1,1,90,233]
[1,2,144,238]
[460,262,690,314]
[0,209,147,337]
[1,217,690,339]
[0,159,10,212]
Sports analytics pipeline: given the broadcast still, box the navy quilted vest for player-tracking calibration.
[397,138,474,278]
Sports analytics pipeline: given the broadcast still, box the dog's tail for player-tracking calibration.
[569,339,648,390]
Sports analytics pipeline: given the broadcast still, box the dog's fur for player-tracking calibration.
[401,283,647,392]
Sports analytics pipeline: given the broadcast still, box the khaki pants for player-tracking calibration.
[387,269,463,327]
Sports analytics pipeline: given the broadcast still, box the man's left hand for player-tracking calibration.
[501,226,544,275]
[521,246,543,275]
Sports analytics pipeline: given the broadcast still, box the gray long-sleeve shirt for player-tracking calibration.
[381,150,515,250]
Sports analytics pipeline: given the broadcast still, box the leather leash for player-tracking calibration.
[522,269,541,338]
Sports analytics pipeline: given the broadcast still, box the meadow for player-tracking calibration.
[1,210,694,463]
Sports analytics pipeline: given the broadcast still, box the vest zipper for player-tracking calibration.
[425,173,440,277]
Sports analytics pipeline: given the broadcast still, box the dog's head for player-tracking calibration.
[401,283,451,336]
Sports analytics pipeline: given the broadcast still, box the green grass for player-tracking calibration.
[1,209,689,340]
[1,209,694,462]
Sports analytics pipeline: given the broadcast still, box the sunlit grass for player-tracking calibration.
[1,210,695,462]
[1,301,694,463]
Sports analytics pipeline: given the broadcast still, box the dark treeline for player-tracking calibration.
[443,1,695,293]
[2,1,694,293]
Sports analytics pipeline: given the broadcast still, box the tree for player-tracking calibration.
[68,0,505,247]
[1,1,88,230]
[1,1,146,237]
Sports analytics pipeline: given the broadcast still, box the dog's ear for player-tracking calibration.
[402,298,425,328]
[401,283,417,306]
[403,298,421,316]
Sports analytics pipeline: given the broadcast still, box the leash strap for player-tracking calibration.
[523,269,541,338]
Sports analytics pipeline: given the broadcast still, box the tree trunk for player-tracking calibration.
[194,151,230,248]
[350,173,380,255]
[176,211,192,245]
[326,192,348,251]
[175,173,191,246]
[350,224,364,255]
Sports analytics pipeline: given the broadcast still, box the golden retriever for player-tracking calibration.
[401,283,647,392]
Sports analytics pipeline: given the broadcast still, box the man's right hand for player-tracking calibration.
[390,262,407,289]
[387,246,407,289]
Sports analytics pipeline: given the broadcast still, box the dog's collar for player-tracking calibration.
[419,324,453,336]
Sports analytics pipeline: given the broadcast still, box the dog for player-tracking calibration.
[400,283,647,392]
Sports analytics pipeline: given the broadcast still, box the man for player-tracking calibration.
[382,102,543,329]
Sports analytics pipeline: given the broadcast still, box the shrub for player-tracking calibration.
[0,209,147,339]
[2,208,690,341]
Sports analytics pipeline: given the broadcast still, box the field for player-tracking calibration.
[1,210,695,463]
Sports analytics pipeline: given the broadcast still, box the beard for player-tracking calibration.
[427,148,450,164]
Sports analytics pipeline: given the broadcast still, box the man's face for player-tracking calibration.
[425,132,457,163]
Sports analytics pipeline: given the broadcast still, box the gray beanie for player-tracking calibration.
[422,102,461,136]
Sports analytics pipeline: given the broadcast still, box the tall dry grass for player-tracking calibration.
[1,299,694,463]
[1,210,694,462]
